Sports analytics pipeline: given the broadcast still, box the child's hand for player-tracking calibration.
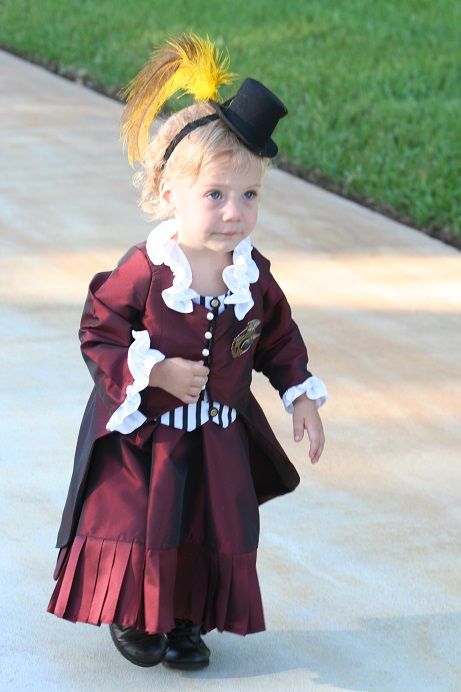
[292,395,325,464]
[149,357,209,404]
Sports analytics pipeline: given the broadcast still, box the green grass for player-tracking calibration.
[1,0,460,242]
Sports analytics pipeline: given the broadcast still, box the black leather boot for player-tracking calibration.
[109,623,167,667]
[163,619,210,670]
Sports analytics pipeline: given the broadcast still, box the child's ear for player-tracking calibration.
[159,178,174,207]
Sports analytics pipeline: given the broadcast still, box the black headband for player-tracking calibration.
[162,113,219,166]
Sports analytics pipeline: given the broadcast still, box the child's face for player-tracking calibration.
[161,155,263,255]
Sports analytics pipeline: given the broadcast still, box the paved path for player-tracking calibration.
[1,50,460,691]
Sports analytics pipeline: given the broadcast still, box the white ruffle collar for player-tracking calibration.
[146,218,259,320]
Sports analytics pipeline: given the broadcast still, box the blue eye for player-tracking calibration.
[244,190,257,200]
[207,190,222,200]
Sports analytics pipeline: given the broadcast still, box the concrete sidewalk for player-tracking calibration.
[1,50,460,691]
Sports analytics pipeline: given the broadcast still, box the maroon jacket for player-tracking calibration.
[56,243,312,548]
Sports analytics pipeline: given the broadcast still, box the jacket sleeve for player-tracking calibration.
[252,254,328,410]
[253,262,312,397]
[79,245,154,421]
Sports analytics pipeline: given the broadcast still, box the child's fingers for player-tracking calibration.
[309,435,325,464]
[292,411,305,442]
[310,440,320,464]
[183,386,205,403]
[192,360,210,376]
[193,373,208,386]
[292,398,325,462]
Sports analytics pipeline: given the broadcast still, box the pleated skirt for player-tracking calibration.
[47,418,265,635]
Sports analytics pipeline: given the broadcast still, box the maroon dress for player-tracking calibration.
[48,243,311,636]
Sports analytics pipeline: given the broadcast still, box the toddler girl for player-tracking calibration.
[48,34,328,670]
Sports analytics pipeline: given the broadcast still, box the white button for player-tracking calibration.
[204,331,212,340]
[202,348,210,357]
[207,312,214,320]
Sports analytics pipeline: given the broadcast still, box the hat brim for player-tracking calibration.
[210,101,278,158]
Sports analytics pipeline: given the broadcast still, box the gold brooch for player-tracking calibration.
[231,319,261,358]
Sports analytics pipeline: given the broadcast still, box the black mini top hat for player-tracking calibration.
[162,77,288,165]
[211,78,288,158]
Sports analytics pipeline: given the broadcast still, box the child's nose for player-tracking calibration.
[222,199,241,222]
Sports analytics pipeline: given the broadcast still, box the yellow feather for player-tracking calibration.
[120,34,236,165]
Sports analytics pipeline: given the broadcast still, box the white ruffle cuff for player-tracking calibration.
[282,376,329,414]
[106,330,165,434]
[146,218,259,320]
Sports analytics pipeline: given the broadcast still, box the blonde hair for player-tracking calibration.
[133,102,268,221]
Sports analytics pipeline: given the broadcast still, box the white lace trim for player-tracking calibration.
[106,330,165,434]
[282,376,329,414]
[146,218,259,320]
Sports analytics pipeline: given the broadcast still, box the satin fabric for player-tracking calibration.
[56,245,309,549]
[50,242,312,636]
[48,419,265,635]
